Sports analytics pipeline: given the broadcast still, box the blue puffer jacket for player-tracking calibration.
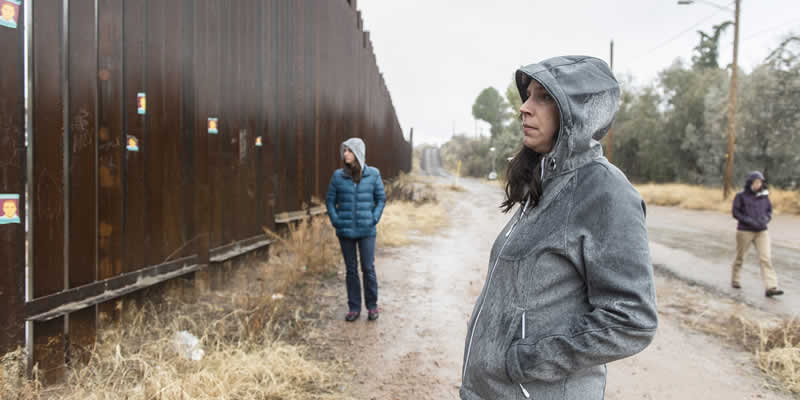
[325,165,386,238]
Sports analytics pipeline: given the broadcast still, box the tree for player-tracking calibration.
[504,81,522,134]
[494,82,524,161]
[658,60,728,183]
[440,134,492,178]
[472,87,510,140]
[450,37,800,188]
[612,84,671,182]
[736,36,800,187]
[692,21,733,69]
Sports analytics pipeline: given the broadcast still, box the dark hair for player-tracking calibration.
[345,160,362,183]
[500,146,543,213]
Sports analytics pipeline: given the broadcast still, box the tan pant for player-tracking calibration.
[731,230,779,289]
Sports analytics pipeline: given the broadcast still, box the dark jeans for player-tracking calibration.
[338,235,378,312]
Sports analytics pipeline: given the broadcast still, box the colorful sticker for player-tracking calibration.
[0,194,20,224]
[255,136,262,147]
[0,0,20,30]
[126,135,140,152]
[208,118,218,134]
[137,92,146,115]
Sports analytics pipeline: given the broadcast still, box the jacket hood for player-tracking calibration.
[516,56,619,180]
[745,171,766,193]
[341,138,366,169]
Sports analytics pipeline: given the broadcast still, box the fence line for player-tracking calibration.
[0,0,411,380]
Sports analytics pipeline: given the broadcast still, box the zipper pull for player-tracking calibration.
[519,311,530,398]
[519,384,531,398]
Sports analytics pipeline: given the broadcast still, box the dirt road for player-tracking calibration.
[648,205,800,315]
[319,177,501,399]
[319,176,795,399]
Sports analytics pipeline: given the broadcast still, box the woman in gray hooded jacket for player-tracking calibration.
[460,56,658,399]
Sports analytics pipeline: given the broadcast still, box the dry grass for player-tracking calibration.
[264,217,341,285]
[384,172,438,204]
[1,217,352,400]
[701,315,800,393]
[377,173,451,248]
[378,201,448,247]
[442,184,466,193]
[1,348,39,399]
[636,183,800,215]
[658,276,800,394]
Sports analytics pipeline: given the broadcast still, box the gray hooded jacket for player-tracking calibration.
[460,56,658,400]
[341,137,366,170]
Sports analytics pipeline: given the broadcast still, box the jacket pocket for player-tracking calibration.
[465,306,524,392]
[502,307,525,381]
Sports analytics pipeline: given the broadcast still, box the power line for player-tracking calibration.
[639,9,728,58]
[742,17,800,41]
[635,0,736,59]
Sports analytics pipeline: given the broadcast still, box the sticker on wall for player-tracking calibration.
[208,118,218,134]
[0,194,20,224]
[255,136,262,147]
[0,0,21,30]
[137,92,146,115]
[126,135,140,152]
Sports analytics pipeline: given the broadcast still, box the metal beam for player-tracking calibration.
[209,234,275,263]
[274,206,326,224]
[25,255,201,322]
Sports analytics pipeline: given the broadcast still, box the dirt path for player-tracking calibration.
[318,177,795,399]
[647,205,800,315]
[606,273,790,400]
[318,178,502,399]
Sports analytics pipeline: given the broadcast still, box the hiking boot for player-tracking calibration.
[765,288,784,297]
[731,282,741,289]
[367,309,379,321]
[345,311,360,322]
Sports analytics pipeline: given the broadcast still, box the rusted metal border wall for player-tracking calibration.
[0,0,410,378]
[0,0,26,356]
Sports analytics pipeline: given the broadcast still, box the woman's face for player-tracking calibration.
[343,147,355,164]
[751,178,763,192]
[520,79,560,154]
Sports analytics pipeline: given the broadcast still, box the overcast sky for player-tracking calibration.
[356,1,800,146]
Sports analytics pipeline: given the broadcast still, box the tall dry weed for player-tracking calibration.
[38,297,352,400]
[1,348,39,399]
[2,216,351,400]
[675,301,800,393]
[378,201,448,247]
[715,315,800,393]
[384,172,438,204]
[264,218,339,280]
[750,318,800,393]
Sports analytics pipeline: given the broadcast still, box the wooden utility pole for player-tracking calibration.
[722,0,741,199]
[607,40,614,164]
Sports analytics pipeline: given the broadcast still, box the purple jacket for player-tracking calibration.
[732,171,772,232]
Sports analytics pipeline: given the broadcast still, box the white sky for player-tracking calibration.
[357,0,800,146]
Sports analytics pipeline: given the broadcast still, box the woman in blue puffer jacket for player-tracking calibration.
[326,137,386,322]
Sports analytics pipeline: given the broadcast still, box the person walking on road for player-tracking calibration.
[731,171,784,297]
[326,138,386,322]
[460,56,658,400]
